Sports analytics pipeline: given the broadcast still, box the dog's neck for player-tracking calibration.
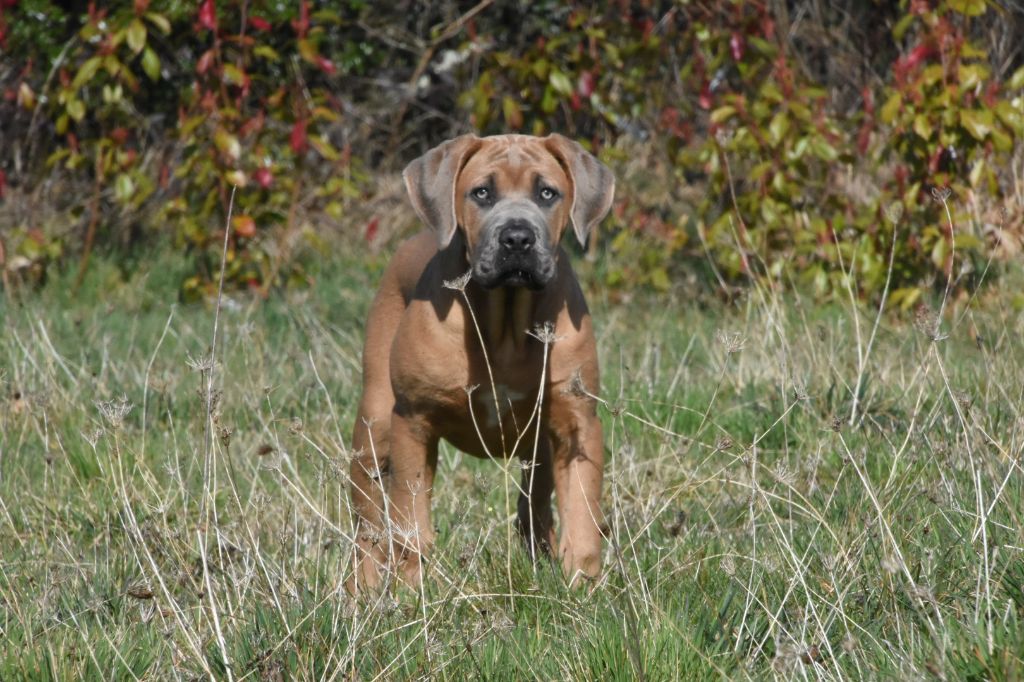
[488,286,534,355]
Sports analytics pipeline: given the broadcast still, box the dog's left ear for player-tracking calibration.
[544,134,615,247]
[403,134,483,249]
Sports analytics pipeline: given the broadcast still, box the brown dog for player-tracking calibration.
[349,133,614,591]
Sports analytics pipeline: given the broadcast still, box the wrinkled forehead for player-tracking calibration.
[459,137,570,190]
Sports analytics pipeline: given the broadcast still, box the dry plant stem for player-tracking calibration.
[836,431,947,648]
[524,325,553,564]
[73,152,105,291]
[201,185,236,521]
[936,194,956,324]
[850,220,899,426]
[931,343,992,651]
[259,172,303,297]
[453,284,517,598]
[141,306,176,458]
[716,141,754,276]
[456,286,507,456]
[197,185,236,679]
[829,223,867,416]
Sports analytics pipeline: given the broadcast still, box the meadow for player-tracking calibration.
[1,247,1023,680]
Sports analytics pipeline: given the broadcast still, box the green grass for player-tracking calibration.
[2,249,1023,680]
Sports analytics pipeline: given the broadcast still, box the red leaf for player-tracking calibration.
[698,82,712,110]
[730,32,745,61]
[316,56,336,74]
[983,81,999,108]
[254,167,273,189]
[248,16,271,32]
[232,214,256,239]
[0,169,6,199]
[901,43,934,72]
[291,0,309,38]
[198,0,216,31]
[861,86,875,115]
[290,119,307,154]
[577,70,595,97]
[640,17,654,40]
[196,48,215,75]
[364,216,379,242]
[857,122,872,155]
[239,110,264,138]
[569,92,581,111]
[110,127,129,145]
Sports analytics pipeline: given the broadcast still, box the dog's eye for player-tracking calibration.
[538,187,558,202]
[472,187,490,202]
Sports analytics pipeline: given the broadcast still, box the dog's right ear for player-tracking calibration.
[403,135,482,249]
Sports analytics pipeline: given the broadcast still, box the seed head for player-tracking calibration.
[185,352,216,373]
[885,202,904,224]
[715,329,745,355]
[442,270,472,292]
[96,395,133,428]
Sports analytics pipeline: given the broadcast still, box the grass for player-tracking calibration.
[1,246,1023,680]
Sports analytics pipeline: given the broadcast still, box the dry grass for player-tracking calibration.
[1,243,1023,679]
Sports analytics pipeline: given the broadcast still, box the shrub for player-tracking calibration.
[1,0,1021,303]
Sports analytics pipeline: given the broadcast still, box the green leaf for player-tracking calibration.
[948,0,986,16]
[959,109,993,140]
[66,99,86,122]
[223,64,247,86]
[710,106,735,124]
[145,12,171,34]
[213,129,241,162]
[297,38,318,64]
[126,18,146,54]
[254,45,280,61]
[879,92,901,125]
[549,70,573,96]
[1008,65,1024,91]
[913,114,932,140]
[502,96,523,129]
[768,111,789,145]
[115,173,135,202]
[892,13,914,40]
[541,86,558,113]
[141,47,160,81]
[810,137,838,161]
[957,63,989,91]
[72,56,102,90]
[649,268,671,291]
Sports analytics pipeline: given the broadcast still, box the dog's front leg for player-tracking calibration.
[387,409,439,586]
[549,398,605,585]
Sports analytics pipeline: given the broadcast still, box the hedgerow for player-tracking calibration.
[1,0,1021,302]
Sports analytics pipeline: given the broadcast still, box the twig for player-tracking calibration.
[386,0,494,151]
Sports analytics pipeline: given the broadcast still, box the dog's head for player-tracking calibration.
[403,134,615,290]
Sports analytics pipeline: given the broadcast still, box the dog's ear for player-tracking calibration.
[403,134,483,249]
[544,134,615,247]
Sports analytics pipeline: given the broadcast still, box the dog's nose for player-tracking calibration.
[499,224,535,252]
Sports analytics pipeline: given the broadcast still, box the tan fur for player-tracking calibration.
[348,134,613,592]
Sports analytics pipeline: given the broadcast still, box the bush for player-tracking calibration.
[1,0,1021,303]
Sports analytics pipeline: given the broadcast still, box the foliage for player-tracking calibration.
[1,0,1022,302]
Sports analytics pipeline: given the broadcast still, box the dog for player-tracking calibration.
[349,133,614,591]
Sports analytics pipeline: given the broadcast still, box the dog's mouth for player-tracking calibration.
[494,267,542,289]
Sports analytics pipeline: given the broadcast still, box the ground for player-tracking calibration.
[1,248,1023,680]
